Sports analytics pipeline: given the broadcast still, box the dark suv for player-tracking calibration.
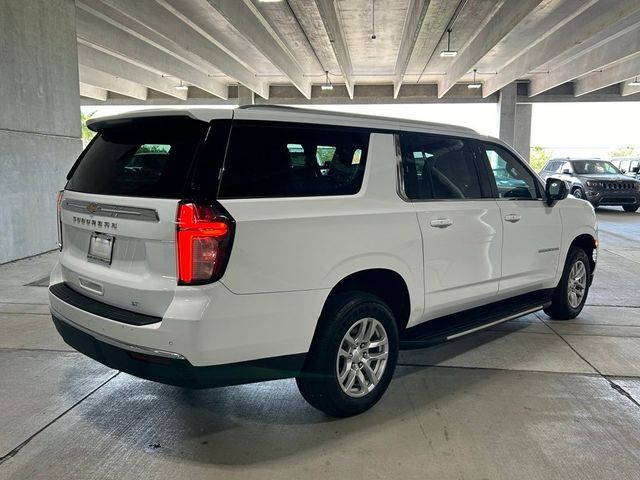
[540,158,640,212]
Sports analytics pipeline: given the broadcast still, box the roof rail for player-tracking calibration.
[235,104,478,135]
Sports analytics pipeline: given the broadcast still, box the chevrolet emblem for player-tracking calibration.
[86,203,98,214]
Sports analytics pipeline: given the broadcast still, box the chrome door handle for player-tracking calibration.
[430,218,453,228]
[504,214,521,223]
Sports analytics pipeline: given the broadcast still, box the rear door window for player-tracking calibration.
[218,123,369,198]
[398,133,484,200]
[66,117,208,198]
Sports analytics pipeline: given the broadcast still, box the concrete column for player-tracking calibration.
[514,103,532,161]
[498,82,517,146]
[499,83,532,162]
[237,85,255,106]
[0,0,82,263]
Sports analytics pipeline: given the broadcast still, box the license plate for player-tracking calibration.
[87,233,114,266]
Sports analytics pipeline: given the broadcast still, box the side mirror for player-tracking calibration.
[562,169,571,174]
[621,169,627,174]
[545,178,568,206]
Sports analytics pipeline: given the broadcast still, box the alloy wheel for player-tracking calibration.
[336,317,389,398]
[567,260,587,308]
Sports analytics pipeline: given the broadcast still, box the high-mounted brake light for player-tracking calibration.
[56,190,64,251]
[176,202,233,284]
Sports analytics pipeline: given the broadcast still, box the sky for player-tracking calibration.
[82,101,640,158]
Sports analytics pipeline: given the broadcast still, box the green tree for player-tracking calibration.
[137,144,170,153]
[81,111,96,146]
[529,145,552,173]
[609,146,636,158]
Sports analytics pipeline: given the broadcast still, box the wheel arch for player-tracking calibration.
[568,233,597,277]
[319,268,413,334]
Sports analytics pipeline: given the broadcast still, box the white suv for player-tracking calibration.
[50,106,598,417]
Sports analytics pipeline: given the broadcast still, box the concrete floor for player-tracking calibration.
[1,207,639,479]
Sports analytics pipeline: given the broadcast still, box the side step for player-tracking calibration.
[399,290,553,350]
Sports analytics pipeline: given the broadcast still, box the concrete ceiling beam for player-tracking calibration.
[101,0,268,99]
[78,0,216,74]
[195,0,311,99]
[79,83,108,102]
[483,0,640,97]
[314,0,354,99]
[76,4,228,99]
[79,65,148,100]
[574,54,640,97]
[620,81,640,97]
[77,43,188,100]
[437,0,544,98]
[529,23,640,97]
[536,9,640,72]
[82,82,640,107]
[392,0,431,99]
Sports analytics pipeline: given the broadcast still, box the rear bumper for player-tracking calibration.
[52,313,305,388]
[49,259,323,367]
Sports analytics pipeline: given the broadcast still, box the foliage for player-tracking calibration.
[81,111,96,146]
[137,144,170,154]
[317,146,336,165]
[608,146,637,158]
[529,145,552,173]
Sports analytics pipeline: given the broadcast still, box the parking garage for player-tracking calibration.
[2,0,640,478]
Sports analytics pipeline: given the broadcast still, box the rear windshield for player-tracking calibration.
[66,117,208,198]
[218,122,369,198]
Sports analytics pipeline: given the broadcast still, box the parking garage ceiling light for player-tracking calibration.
[468,69,482,89]
[321,71,333,91]
[630,77,640,87]
[440,29,458,58]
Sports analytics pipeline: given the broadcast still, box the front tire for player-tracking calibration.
[544,246,591,320]
[623,205,639,212]
[571,187,584,200]
[296,292,399,417]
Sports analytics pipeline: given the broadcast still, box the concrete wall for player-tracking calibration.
[0,0,82,263]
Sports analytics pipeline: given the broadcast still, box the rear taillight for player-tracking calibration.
[176,202,233,285]
[56,190,64,251]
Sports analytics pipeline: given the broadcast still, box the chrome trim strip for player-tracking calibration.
[446,306,543,340]
[50,306,185,360]
[62,199,159,222]
[538,247,560,253]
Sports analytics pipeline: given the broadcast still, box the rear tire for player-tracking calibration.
[623,205,639,212]
[296,292,398,417]
[543,246,591,320]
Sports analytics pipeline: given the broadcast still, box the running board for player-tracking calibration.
[399,290,552,350]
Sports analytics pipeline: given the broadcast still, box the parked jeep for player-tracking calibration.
[540,158,640,212]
